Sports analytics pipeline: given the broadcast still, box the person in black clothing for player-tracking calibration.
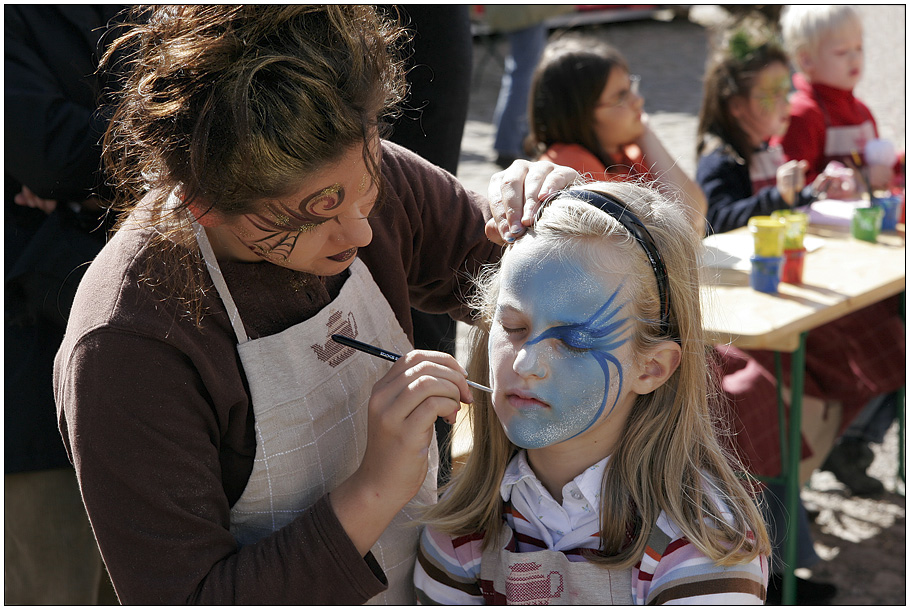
[385,5,473,485]
[387,6,472,177]
[5,5,124,603]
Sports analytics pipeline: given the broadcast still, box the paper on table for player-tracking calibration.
[808,199,867,227]
[701,232,824,270]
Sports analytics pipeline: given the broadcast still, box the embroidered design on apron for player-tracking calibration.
[479,526,633,605]
[311,310,358,366]
[193,220,436,604]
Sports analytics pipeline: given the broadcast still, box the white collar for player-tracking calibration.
[500,450,610,510]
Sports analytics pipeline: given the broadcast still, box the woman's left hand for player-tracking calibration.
[485,160,579,244]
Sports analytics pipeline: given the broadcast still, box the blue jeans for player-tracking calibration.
[492,24,548,158]
[761,482,820,573]
[841,392,898,445]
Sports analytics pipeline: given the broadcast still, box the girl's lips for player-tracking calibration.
[328,247,357,262]
[507,391,549,410]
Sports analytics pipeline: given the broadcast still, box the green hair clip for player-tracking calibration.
[729,30,758,61]
[726,27,780,63]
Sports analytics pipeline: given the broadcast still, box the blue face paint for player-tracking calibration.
[524,287,629,432]
[488,237,635,449]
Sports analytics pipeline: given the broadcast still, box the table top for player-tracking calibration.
[701,224,906,352]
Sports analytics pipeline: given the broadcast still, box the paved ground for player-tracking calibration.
[453,5,906,605]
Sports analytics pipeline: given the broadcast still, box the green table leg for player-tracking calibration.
[899,292,905,492]
[782,332,808,606]
[899,388,905,489]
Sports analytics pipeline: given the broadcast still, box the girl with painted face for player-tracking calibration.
[415,183,770,605]
[697,28,906,481]
[695,27,905,602]
[52,6,577,605]
[695,27,855,234]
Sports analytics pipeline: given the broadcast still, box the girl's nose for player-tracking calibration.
[513,342,548,379]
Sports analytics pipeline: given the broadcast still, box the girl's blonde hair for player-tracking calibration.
[423,182,770,568]
[780,5,861,73]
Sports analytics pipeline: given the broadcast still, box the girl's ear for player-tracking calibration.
[630,341,682,395]
[185,198,225,227]
[727,95,749,121]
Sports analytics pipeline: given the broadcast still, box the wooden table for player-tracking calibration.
[700,223,905,604]
[702,225,905,351]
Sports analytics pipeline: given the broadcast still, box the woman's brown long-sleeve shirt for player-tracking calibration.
[53,142,500,604]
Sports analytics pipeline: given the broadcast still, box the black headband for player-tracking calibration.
[541,188,675,339]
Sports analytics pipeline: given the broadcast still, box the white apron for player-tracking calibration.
[479,526,633,605]
[194,223,437,604]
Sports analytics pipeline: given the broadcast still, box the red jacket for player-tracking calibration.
[773,72,878,183]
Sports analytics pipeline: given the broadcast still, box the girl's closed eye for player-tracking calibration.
[497,318,528,336]
[494,306,528,337]
[560,337,592,354]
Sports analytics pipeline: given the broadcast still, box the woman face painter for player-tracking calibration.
[52,6,576,604]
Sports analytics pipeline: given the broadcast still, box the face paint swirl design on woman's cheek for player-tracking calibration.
[243,184,345,262]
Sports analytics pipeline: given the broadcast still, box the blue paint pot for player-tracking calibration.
[750,255,783,294]
[876,195,902,231]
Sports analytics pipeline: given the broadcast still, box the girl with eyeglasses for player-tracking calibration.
[525,37,708,233]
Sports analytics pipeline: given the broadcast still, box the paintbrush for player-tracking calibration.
[849,149,875,202]
[331,334,493,393]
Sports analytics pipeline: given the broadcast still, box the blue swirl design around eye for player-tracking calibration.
[525,285,630,437]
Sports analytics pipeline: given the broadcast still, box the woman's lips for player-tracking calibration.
[328,247,357,262]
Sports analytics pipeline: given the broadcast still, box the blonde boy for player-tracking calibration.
[775,6,892,189]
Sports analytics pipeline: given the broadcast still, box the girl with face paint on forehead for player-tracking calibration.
[415,182,771,605]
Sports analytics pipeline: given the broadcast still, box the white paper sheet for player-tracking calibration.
[807,199,868,227]
[701,233,824,270]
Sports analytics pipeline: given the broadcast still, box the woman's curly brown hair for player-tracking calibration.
[99,5,409,324]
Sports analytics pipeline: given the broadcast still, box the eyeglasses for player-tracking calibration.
[751,85,791,110]
[597,74,641,109]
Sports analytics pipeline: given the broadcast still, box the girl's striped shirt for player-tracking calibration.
[415,451,767,605]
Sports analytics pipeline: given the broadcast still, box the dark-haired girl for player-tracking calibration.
[694,29,904,602]
[526,36,707,232]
